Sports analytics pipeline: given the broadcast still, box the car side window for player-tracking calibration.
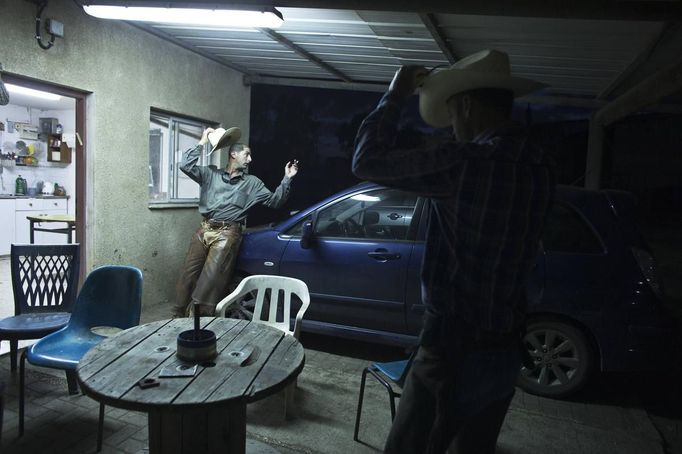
[543,202,603,254]
[314,189,418,240]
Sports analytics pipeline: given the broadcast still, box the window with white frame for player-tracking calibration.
[149,111,214,204]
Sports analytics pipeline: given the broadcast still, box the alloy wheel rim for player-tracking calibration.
[521,328,581,388]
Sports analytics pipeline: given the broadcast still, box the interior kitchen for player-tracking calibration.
[0,83,76,355]
[0,84,76,254]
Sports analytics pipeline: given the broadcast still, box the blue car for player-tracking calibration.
[234,182,674,397]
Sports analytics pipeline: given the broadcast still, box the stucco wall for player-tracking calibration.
[0,0,250,309]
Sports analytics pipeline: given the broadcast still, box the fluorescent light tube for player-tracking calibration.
[5,84,61,101]
[83,5,283,28]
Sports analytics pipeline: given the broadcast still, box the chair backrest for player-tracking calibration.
[68,265,143,332]
[397,351,416,386]
[11,244,81,315]
[216,275,310,338]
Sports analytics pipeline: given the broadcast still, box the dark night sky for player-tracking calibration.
[247,84,593,222]
[246,83,680,226]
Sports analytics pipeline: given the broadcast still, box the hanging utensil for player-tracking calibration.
[15,140,27,155]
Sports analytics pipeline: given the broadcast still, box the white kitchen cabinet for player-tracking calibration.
[14,198,69,244]
[0,198,16,255]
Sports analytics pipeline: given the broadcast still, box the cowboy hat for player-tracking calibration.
[207,127,241,155]
[418,49,547,128]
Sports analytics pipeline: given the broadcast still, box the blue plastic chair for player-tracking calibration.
[354,352,415,442]
[19,265,143,451]
[0,244,80,372]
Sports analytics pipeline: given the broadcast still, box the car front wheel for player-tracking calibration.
[517,320,594,398]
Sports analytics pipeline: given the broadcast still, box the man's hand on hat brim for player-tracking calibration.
[200,127,214,146]
[388,65,428,99]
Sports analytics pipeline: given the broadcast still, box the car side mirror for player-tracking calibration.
[300,221,314,249]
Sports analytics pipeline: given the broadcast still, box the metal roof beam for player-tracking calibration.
[419,13,458,64]
[249,75,384,92]
[597,22,672,100]
[596,58,682,126]
[257,28,353,82]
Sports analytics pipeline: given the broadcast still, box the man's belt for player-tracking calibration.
[204,219,242,229]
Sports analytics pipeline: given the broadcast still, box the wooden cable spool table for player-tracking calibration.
[77,317,305,454]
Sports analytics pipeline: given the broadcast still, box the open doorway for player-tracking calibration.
[1,75,86,258]
[0,76,87,355]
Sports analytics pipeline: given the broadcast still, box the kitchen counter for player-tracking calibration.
[0,194,69,199]
[0,197,71,252]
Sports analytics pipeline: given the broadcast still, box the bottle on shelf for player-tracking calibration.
[15,175,27,195]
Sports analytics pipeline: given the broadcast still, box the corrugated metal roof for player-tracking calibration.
[137,7,672,104]
[436,14,664,97]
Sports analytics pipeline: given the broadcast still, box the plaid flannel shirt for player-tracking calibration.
[353,92,554,333]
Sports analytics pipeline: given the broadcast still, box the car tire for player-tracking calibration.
[517,319,594,398]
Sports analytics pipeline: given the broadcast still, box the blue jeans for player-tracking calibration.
[384,342,520,454]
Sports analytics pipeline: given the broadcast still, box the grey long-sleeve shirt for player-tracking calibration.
[179,144,292,223]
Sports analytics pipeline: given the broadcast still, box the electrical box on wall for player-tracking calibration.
[46,19,64,38]
[39,117,59,134]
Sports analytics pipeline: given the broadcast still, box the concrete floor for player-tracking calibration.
[0,256,680,453]
[0,301,675,454]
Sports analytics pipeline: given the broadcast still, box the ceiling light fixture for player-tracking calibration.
[82,5,283,28]
[5,84,61,101]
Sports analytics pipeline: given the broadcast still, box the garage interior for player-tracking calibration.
[120,0,682,295]
[1,0,682,453]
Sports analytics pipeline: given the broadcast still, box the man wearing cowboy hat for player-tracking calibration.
[353,49,555,453]
[172,126,299,317]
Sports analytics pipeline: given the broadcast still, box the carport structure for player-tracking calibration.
[92,0,682,189]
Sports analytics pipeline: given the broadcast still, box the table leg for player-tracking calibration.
[68,224,73,244]
[148,404,246,454]
[29,221,35,244]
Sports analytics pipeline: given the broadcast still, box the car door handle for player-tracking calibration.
[387,212,403,221]
[368,249,401,261]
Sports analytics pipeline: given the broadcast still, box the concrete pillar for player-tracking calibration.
[585,116,605,190]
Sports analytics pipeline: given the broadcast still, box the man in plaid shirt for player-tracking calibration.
[353,49,555,454]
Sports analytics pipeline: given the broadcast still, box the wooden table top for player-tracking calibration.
[77,318,305,412]
[26,214,75,223]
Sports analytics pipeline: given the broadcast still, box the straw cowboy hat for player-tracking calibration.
[207,127,241,155]
[418,49,547,128]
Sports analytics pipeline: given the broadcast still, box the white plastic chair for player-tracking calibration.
[216,275,310,339]
[215,275,311,418]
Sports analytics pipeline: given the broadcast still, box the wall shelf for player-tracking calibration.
[47,134,72,164]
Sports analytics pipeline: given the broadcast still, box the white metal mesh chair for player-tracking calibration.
[215,275,311,417]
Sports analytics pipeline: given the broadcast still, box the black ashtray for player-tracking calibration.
[176,329,217,363]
